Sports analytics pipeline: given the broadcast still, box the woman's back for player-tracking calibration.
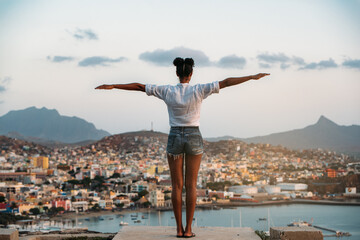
[145,81,219,127]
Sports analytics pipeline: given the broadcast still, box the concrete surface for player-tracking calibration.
[113,226,261,240]
[19,233,114,240]
[270,227,323,240]
[0,229,19,240]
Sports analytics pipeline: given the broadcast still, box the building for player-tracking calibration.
[71,201,88,213]
[228,186,258,194]
[276,183,308,191]
[99,199,113,210]
[51,198,71,211]
[149,190,164,207]
[33,156,49,169]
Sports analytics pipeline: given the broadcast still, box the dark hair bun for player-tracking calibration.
[173,57,184,66]
[184,58,194,67]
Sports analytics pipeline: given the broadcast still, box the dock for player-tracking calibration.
[313,225,351,237]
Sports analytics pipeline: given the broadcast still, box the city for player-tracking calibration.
[1,131,358,222]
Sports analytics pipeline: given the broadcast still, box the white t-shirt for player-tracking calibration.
[145,81,220,127]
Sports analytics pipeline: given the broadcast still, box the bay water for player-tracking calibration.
[76,204,360,239]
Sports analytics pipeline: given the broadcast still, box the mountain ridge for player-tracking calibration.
[0,106,110,143]
[206,116,360,156]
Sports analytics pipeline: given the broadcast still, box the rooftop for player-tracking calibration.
[113,226,261,240]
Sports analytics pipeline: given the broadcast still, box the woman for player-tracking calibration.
[96,57,269,238]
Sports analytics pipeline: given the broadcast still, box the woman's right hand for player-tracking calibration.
[95,84,114,90]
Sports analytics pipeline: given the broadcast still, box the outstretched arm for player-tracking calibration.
[219,73,270,89]
[95,83,145,92]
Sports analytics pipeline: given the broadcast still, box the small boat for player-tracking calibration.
[109,217,114,220]
[130,213,138,217]
[119,221,128,226]
[258,218,267,221]
[288,220,312,227]
[134,220,141,223]
[84,218,90,221]
[99,218,105,221]
[141,215,148,219]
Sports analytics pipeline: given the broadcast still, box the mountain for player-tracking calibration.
[243,116,360,155]
[0,107,110,143]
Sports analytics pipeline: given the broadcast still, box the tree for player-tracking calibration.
[143,201,151,208]
[115,203,124,209]
[10,202,18,211]
[30,208,40,215]
[111,173,121,178]
[56,207,65,213]
[138,190,149,198]
[91,203,101,212]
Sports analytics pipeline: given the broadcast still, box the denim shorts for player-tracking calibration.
[166,126,204,157]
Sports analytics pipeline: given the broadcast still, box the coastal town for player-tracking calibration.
[1,130,359,226]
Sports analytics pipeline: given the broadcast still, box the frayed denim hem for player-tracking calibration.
[167,152,184,160]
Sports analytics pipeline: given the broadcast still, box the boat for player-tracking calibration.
[141,215,148,219]
[258,218,267,221]
[134,220,141,223]
[119,221,128,226]
[109,217,114,220]
[288,220,312,227]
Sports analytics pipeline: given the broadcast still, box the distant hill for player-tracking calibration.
[243,116,360,155]
[0,107,110,143]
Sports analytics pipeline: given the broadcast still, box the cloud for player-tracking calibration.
[216,55,246,69]
[68,28,98,40]
[257,53,290,64]
[280,63,290,70]
[139,47,211,66]
[47,56,75,62]
[342,59,360,69]
[257,52,305,69]
[299,58,338,70]
[78,56,127,67]
[259,63,271,68]
[0,76,11,94]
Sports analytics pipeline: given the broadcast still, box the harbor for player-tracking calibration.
[10,203,356,239]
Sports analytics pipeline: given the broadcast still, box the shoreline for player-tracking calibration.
[50,199,360,220]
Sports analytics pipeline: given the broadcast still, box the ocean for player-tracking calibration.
[75,204,360,239]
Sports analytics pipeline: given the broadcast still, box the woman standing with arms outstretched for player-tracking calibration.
[96,57,269,238]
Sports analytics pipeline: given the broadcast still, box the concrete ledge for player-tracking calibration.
[270,227,323,240]
[19,233,114,240]
[0,229,19,240]
[114,226,261,240]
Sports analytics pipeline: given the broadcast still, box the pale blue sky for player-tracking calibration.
[0,0,359,138]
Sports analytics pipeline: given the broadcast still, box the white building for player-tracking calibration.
[71,201,89,213]
[276,183,308,191]
[264,185,281,194]
[345,187,356,194]
[149,190,165,207]
[228,186,258,194]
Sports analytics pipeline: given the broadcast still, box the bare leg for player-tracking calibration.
[167,154,184,237]
[184,153,202,237]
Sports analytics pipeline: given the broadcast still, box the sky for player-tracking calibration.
[0,0,359,138]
